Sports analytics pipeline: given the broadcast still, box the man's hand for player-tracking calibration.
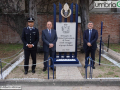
[87,42,92,47]
[49,43,54,48]
[27,44,33,48]
[27,44,30,48]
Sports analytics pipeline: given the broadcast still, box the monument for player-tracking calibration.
[53,3,81,65]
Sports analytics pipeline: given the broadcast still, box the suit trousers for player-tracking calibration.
[85,48,96,66]
[24,49,37,71]
[44,48,55,69]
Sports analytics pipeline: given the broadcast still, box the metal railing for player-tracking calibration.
[85,57,93,79]
[47,57,54,79]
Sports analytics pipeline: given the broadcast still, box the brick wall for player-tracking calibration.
[0,13,120,44]
[90,13,120,43]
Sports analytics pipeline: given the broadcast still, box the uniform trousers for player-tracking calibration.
[24,49,36,71]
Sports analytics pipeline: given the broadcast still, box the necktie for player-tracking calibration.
[49,30,51,38]
[89,30,92,42]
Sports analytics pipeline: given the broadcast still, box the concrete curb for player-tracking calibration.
[0,79,120,86]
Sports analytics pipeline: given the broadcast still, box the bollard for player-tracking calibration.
[0,59,3,79]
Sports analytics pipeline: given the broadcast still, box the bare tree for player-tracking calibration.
[0,0,26,40]
[29,0,38,28]
[0,0,25,13]
[79,0,89,33]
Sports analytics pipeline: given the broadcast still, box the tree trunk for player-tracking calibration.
[29,0,38,28]
[29,0,40,48]
[79,0,89,33]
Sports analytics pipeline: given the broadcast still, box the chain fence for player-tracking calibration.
[0,49,54,79]
[1,48,23,60]
[0,35,120,80]
[0,48,120,67]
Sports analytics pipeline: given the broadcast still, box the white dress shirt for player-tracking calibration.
[29,27,33,30]
[47,29,51,33]
[89,29,92,34]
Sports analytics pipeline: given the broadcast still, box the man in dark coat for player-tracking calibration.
[42,21,57,71]
[83,21,98,69]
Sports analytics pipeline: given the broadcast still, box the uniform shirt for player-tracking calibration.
[22,26,39,50]
[29,27,34,30]
[26,26,35,47]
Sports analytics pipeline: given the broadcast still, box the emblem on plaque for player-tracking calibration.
[61,3,72,18]
[62,24,70,33]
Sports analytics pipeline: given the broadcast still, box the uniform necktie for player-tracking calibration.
[89,30,92,42]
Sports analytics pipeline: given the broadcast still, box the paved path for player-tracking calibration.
[56,67,83,79]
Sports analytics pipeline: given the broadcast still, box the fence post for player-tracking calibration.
[85,57,88,79]
[107,35,110,52]
[85,57,93,79]
[47,59,49,79]
[0,59,3,79]
[52,58,54,79]
[85,66,87,79]
[89,58,93,79]
[47,57,54,79]
[99,21,103,65]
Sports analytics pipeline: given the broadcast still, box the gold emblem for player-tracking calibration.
[61,3,72,18]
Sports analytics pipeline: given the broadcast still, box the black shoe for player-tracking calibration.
[92,66,95,69]
[43,68,47,71]
[24,71,28,75]
[51,68,56,71]
[32,70,35,73]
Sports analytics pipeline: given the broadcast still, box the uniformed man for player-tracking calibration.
[22,17,39,74]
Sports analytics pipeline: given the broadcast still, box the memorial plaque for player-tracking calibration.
[56,22,76,52]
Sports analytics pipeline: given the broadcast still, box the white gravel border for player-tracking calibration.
[101,54,120,68]
[0,52,24,80]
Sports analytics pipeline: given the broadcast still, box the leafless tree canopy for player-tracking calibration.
[0,0,25,13]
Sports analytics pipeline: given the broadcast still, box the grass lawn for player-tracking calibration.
[104,43,120,53]
[0,43,23,67]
